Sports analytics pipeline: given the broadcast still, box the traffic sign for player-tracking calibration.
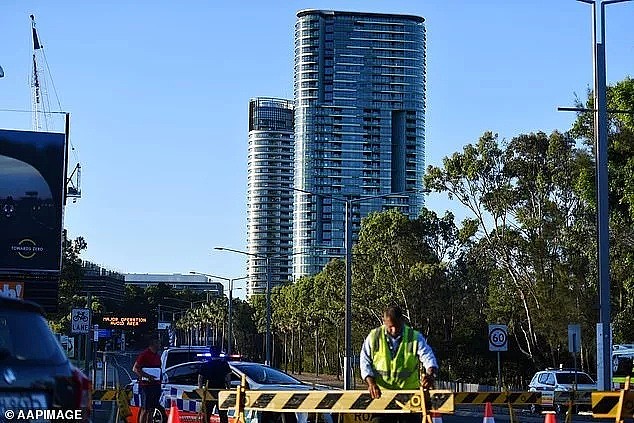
[98,329,112,338]
[66,337,75,358]
[488,324,508,352]
[59,335,75,358]
[71,308,91,334]
[568,324,581,353]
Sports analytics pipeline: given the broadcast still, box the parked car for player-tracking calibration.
[528,368,596,414]
[529,368,596,392]
[0,297,92,420]
[612,344,634,376]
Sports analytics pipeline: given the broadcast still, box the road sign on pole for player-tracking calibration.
[489,324,508,391]
[568,324,581,353]
[71,308,90,334]
[66,337,75,358]
[59,335,75,358]
[488,324,508,352]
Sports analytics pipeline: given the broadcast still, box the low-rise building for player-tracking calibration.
[124,273,223,297]
[81,261,126,308]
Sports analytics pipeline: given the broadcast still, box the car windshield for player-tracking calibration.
[165,362,201,386]
[0,309,66,364]
[232,363,302,385]
[165,350,207,369]
[556,373,595,385]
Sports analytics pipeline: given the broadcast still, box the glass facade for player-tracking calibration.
[293,10,426,277]
[247,98,294,296]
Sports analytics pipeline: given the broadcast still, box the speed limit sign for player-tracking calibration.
[488,324,508,351]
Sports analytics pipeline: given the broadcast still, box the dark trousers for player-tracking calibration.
[139,384,161,410]
[203,398,228,423]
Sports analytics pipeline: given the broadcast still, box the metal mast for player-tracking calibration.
[30,14,51,132]
[29,15,82,201]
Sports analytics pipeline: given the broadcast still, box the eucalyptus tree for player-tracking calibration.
[425,131,595,368]
[571,77,634,343]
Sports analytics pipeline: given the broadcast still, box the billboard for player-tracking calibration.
[0,274,59,313]
[0,129,66,272]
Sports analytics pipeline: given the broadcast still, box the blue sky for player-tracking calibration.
[1,1,632,295]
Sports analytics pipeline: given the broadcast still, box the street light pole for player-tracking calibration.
[344,200,353,390]
[190,271,246,356]
[214,247,274,365]
[577,0,630,391]
[214,247,307,367]
[265,257,272,366]
[228,278,234,356]
[293,187,419,389]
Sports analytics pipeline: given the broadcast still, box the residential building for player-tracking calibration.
[293,10,427,276]
[246,97,294,296]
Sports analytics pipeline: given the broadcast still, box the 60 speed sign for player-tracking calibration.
[488,324,508,351]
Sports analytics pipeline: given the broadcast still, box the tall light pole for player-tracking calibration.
[214,247,310,366]
[214,247,274,365]
[574,0,630,391]
[293,187,419,390]
[190,271,246,356]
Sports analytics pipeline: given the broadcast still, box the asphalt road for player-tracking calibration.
[91,352,605,423]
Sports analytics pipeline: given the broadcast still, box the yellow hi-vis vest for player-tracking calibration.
[369,324,420,389]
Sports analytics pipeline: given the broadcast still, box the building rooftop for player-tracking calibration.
[296,9,424,23]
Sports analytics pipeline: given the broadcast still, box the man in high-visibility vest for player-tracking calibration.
[360,305,438,422]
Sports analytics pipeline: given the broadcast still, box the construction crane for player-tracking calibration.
[30,14,82,201]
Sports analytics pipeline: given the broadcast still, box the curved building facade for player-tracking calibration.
[293,10,427,277]
[246,98,294,296]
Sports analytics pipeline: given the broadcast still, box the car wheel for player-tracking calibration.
[152,407,167,423]
[613,357,633,376]
[613,356,621,373]
[554,404,566,415]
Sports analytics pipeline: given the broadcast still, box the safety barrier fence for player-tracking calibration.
[90,375,634,423]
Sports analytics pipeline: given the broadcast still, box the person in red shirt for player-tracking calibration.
[133,337,162,423]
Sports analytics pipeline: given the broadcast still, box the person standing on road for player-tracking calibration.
[198,346,232,423]
[133,337,162,423]
[360,305,438,423]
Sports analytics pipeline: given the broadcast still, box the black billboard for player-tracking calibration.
[0,129,66,272]
[0,273,59,314]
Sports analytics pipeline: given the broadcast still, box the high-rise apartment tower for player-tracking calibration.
[293,10,426,277]
[246,98,294,296]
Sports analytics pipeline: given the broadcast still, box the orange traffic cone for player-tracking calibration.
[543,411,557,423]
[483,402,495,423]
[431,411,443,423]
[167,400,181,423]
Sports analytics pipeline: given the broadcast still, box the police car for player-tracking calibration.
[528,368,596,414]
[130,357,335,423]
